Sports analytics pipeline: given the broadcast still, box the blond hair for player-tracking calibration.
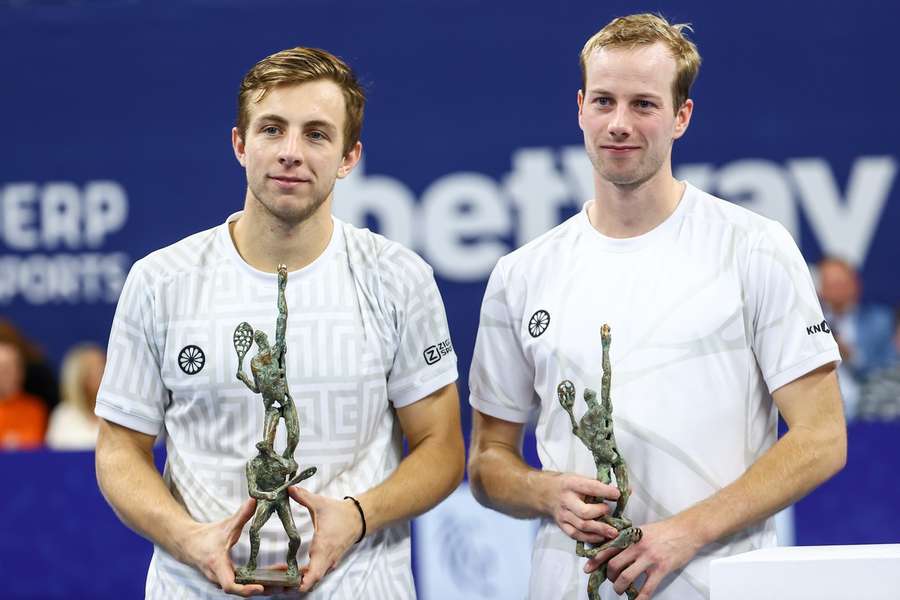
[59,343,104,414]
[580,13,701,113]
[236,47,365,156]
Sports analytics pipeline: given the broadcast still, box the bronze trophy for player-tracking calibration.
[557,324,642,600]
[233,264,315,586]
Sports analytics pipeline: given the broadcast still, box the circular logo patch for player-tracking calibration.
[178,345,206,375]
[528,310,550,338]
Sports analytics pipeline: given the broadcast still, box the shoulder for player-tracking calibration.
[682,184,799,258]
[339,219,435,288]
[488,212,583,293]
[130,223,225,287]
[683,184,781,237]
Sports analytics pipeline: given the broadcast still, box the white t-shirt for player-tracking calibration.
[97,213,457,599]
[469,183,840,600]
[46,403,99,450]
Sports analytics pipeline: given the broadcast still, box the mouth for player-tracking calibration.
[268,175,312,188]
[600,145,640,154]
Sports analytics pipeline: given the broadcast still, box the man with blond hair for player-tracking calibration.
[468,13,846,600]
[95,47,464,598]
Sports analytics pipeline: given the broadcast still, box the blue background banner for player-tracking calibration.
[1,1,898,597]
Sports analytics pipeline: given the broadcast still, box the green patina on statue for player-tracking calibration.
[234,264,300,461]
[558,324,642,600]
[233,264,316,587]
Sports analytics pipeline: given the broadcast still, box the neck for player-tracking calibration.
[588,168,684,238]
[231,195,334,272]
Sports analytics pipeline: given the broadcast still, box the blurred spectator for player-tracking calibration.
[0,340,47,449]
[0,319,60,412]
[859,307,900,421]
[817,257,894,421]
[818,257,895,377]
[46,343,106,450]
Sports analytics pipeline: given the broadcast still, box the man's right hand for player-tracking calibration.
[540,472,621,543]
[178,498,270,597]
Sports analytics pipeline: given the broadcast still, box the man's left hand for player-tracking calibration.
[289,487,363,592]
[584,518,702,600]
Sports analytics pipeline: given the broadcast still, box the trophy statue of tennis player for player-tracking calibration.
[558,324,642,600]
[233,264,316,586]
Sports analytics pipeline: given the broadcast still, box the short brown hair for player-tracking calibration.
[237,47,365,155]
[580,13,701,113]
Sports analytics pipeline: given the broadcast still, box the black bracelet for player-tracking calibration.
[344,496,366,544]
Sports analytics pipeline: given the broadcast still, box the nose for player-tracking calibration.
[277,133,303,167]
[607,105,632,139]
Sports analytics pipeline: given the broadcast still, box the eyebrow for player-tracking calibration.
[302,119,338,133]
[254,114,338,132]
[587,88,665,102]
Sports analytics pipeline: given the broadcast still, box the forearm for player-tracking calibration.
[356,430,465,535]
[95,421,198,563]
[675,422,846,546]
[468,433,558,519]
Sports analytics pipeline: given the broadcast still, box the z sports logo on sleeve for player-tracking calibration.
[178,345,206,375]
[424,339,454,365]
[806,320,832,335]
[528,310,550,338]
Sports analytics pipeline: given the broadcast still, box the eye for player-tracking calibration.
[262,125,281,136]
[593,96,611,106]
[307,130,328,141]
[635,99,656,110]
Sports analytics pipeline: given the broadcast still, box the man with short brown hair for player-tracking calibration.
[95,46,464,598]
[468,14,846,600]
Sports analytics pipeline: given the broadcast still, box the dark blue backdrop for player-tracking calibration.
[1,1,898,597]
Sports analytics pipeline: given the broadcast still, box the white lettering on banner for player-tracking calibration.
[421,173,510,280]
[0,253,129,304]
[1,180,128,250]
[336,150,897,281]
[505,148,571,246]
[337,160,417,248]
[0,180,131,304]
[2,183,40,250]
[84,181,129,248]
[789,157,897,266]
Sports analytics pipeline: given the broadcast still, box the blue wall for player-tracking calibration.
[1,1,898,597]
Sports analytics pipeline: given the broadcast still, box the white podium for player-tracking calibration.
[710,544,900,600]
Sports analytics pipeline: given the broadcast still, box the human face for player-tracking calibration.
[232,80,361,225]
[0,343,23,399]
[819,261,859,312]
[578,42,692,189]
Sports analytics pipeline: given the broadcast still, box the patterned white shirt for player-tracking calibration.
[97,212,457,599]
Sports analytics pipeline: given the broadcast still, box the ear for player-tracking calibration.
[337,141,362,179]
[577,88,586,131]
[673,98,694,140]
[231,127,246,167]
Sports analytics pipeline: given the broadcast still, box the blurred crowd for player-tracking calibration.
[0,255,897,451]
[0,319,105,451]
[816,257,900,422]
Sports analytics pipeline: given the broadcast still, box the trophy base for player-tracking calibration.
[234,568,300,587]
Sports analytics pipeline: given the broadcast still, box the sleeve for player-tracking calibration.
[383,247,458,408]
[746,221,842,393]
[94,260,169,435]
[468,257,538,423]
